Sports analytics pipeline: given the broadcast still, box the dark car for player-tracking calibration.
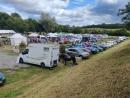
[0,72,6,86]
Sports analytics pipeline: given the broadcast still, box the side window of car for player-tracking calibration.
[69,49,73,52]
[75,50,78,53]
[72,49,77,53]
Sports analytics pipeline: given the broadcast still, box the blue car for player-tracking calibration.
[90,47,99,54]
[0,72,6,85]
[92,44,103,52]
[98,44,108,50]
[72,44,91,53]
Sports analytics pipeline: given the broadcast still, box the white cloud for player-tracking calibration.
[99,0,118,4]
[0,0,129,26]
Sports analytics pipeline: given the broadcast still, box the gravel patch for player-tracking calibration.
[0,49,30,69]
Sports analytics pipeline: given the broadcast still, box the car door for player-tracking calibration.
[73,49,79,56]
[67,49,74,55]
[21,49,30,63]
[69,49,79,57]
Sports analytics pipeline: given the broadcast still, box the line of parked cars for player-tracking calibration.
[65,36,128,59]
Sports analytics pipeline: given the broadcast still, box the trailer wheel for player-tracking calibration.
[19,58,24,63]
[41,62,45,68]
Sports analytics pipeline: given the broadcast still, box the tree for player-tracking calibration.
[71,26,82,34]
[39,13,57,33]
[0,12,10,29]
[11,13,21,19]
[118,2,130,30]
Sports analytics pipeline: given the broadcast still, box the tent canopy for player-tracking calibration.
[28,33,39,37]
[10,33,27,46]
[47,33,58,37]
[10,33,25,39]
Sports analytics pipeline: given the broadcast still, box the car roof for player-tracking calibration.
[68,48,78,50]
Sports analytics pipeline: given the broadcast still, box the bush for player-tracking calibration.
[107,29,129,36]
[83,28,130,36]
[19,42,27,53]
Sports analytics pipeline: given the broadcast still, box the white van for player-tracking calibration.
[18,43,59,68]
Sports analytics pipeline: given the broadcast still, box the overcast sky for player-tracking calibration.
[0,0,129,26]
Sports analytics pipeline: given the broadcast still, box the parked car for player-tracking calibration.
[82,43,99,54]
[0,72,6,86]
[118,36,127,42]
[92,44,104,52]
[72,44,91,53]
[90,46,99,54]
[98,44,108,50]
[66,48,90,59]
[102,42,113,48]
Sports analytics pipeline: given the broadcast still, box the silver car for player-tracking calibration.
[66,48,90,59]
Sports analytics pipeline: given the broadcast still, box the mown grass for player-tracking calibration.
[0,65,67,98]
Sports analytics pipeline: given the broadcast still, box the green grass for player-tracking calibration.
[17,39,130,98]
[128,30,130,35]
[86,28,120,31]
[0,67,42,84]
[0,65,67,98]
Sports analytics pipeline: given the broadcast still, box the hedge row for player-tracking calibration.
[83,28,130,36]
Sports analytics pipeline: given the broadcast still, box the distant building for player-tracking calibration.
[0,30,16,37]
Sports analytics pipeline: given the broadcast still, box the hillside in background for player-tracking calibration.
[83,23,124,29]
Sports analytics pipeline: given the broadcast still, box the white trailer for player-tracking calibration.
[17,43,59,68]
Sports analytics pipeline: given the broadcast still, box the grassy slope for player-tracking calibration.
[16,39,130,98]
[0,66,66,98]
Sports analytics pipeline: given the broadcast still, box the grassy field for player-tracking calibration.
[86,28,120,31]
[0,39,130,98]
[0,65,67,98]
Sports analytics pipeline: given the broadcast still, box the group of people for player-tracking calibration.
[59,53,78,66]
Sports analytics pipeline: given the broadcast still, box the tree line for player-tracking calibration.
[0,2,129,35]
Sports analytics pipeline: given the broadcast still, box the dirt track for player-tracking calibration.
[0,49,29,69]
[0,49,17,69]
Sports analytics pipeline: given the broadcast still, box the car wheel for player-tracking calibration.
[19,58,24,64]
[41,62,45,68]
[0,80,5,86]
[79,55,84,59]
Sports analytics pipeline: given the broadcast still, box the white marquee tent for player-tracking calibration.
[47,33,58,38]
[10,33,27,46]
[28,33,39,37]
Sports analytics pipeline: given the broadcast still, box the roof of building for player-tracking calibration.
[0,30,16,34]
[10,33,25,39]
